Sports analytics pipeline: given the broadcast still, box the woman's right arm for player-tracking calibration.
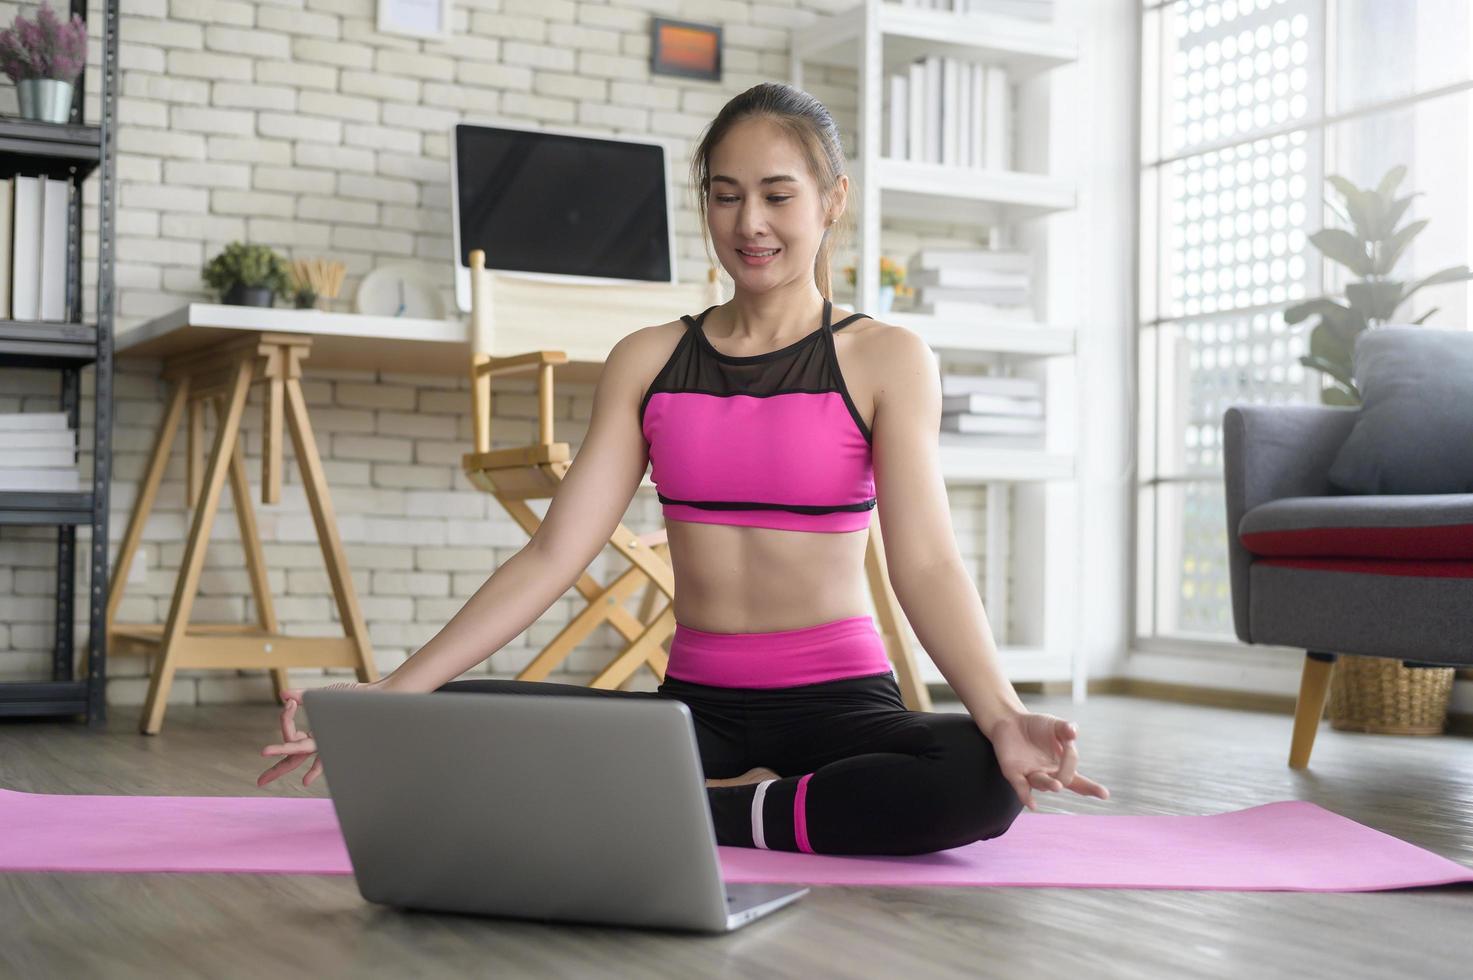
[376,327,662,693]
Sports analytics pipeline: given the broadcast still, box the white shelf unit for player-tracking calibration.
[791,0,1083,693]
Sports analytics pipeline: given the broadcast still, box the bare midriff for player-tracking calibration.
[664,520,874,634]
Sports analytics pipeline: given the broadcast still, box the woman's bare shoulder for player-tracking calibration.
[830,307,921,360]
[609,318,688,402]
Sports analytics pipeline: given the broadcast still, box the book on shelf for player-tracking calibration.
[942,58,959,167]
[924,55,941,163]
[913,298,1034,321]
[938,430,1045,449]
[910,266,1028,289]
[907,61,925,164]
[11,175,41,321]
[941,412,1045,435]
[4,174,70,323]
[0,468,81,492]
[0,177,10,319]
[39,175,69,321]
[955,0,1054,21]
[891,1,1055,25]
[912,248,1031,273]
[941,392,1043,416]
[0,411,69,431]
[0,427,78,450]
[0,447,76,467]
[941,373,1042,398]
[914,284,1029,306]
[956,60,972,169]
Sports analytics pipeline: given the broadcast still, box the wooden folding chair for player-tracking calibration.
[460,250,719,689]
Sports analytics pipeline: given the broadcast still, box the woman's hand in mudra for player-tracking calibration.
[257,681,379,789]
[983,711,1110,812]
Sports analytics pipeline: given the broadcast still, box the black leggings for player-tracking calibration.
[437,671,1024,856]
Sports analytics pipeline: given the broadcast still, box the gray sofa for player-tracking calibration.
[1222,404,1473,768]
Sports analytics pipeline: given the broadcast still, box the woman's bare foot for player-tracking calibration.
[705,766,780,788]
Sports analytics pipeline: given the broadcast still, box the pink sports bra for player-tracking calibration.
[639,298,876,533]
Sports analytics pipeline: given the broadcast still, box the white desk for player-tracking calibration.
[116,304,612,382]
[118,272,713,383]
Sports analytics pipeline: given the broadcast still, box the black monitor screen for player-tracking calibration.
[454,124,673,282]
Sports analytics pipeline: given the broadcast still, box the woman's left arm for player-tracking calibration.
[865,325,1028,739]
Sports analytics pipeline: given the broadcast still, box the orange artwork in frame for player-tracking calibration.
[650,17,722,81]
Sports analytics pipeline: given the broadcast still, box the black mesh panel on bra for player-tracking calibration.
[638,300,872,433]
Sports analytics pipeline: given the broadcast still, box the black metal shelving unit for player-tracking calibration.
[0,0,119,726]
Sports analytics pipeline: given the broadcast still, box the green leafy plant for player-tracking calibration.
[201,241,290,299]
[1286,165,1472,405]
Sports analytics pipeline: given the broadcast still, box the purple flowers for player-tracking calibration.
[0,2,87,85]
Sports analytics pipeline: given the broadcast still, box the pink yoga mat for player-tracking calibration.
[2,787,1469,892]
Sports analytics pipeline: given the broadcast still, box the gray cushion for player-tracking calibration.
[1327,325,1473,494]
[1238,493,1473,558]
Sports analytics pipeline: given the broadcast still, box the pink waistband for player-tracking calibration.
[664,614,892,689]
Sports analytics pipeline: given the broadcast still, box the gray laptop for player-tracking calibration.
[304,687,808,933]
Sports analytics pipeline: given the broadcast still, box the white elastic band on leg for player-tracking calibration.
[750,778,778,850]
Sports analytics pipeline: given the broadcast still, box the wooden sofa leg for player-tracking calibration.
[1288,651,1336,769]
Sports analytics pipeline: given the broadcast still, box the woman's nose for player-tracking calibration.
[735,201,766,237]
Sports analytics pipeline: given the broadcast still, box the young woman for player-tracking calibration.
[259,82,1109,856]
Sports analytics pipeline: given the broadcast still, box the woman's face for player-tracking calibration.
[705,117,845,290]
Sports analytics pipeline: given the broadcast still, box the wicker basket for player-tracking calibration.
[1327,656,1454,735]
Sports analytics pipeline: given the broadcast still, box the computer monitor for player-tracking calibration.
[450,120,679,313]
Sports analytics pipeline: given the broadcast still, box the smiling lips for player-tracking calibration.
[738,246,781,265]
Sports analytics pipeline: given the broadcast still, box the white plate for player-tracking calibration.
[354,265,447,319]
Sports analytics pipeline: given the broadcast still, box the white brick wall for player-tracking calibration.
[0,0,991,707]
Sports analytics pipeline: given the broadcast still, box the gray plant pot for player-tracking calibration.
[17,79,73,124]
[222,283,275,307]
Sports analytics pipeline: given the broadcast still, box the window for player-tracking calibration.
[1136,0,1472,643]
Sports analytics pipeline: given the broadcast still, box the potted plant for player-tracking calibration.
[1287,164,1471,406]
[0,1,87,125]
[285,265,318,310]
[202,242,290,307]
[842,256,913,313]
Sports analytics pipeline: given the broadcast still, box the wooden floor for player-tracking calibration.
[2,692,1469,979]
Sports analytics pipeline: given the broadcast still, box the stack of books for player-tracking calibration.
[897,0,1054,20]
[886,55,1009,170]
[908,247,1034,322]
[0,174,73,322]
[0,412,80,492]
[938,374,1044,448]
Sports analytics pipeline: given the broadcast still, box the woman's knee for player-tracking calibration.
[928,717,1025,845]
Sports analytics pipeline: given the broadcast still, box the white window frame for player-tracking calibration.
[1132,0,1473,655]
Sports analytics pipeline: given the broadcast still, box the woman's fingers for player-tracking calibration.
[280,696,302,744]
[1027,769,1063,793]
[1006,773,1037,812]
[303,756,325,786]
[1064,771,1111,800]
[261,734,317,757]
[257,750,310,787]
[1050,731,1080,790]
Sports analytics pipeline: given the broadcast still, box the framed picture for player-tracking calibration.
[378,0,452,41]
[650,18,722,82]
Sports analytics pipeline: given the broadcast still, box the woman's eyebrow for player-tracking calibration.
[711,174,799,186]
